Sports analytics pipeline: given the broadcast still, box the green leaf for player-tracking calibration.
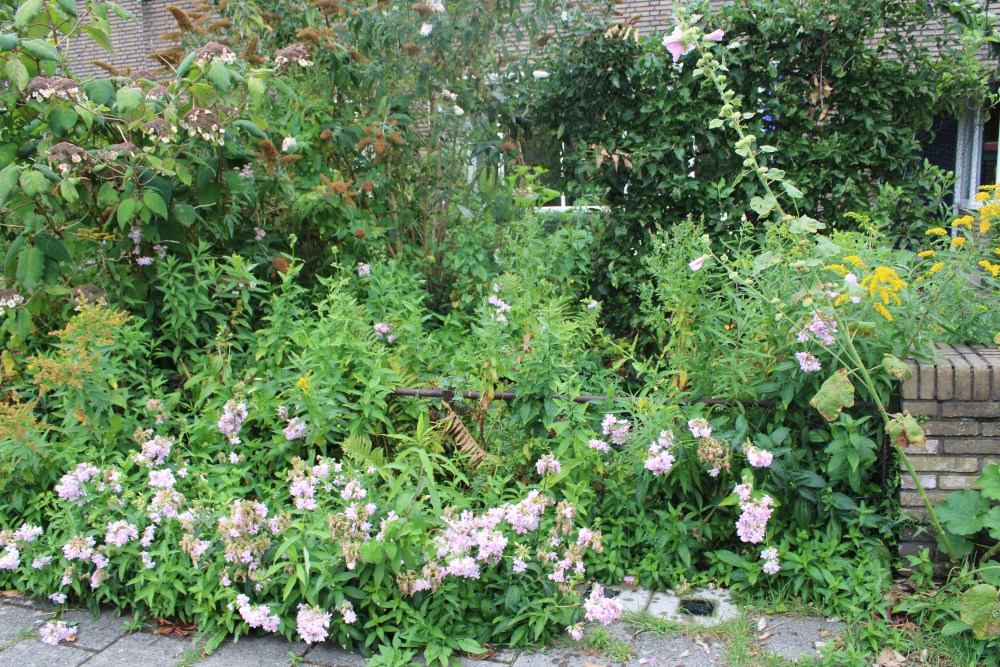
[54,0,78,17]
[83,79,114,107]
[781,181,803,199]
[0,34,21,52]
[117,198,138,226]
[4,56,29,91]
[0,164,21,206]
[19,170,49,197]
[16,246,45,289]
[712,549,750,568]
[981,560,1000,586]
[977,464,1000,501]
[142,190,168,218]
[20,39,61,62]
[937,490,990,536]
[175,51,198,78]
[81,24,112,53]
[14,0,44,29]
[248,75,266,103]
[207,60,231,91]
[233,119,267,140]
[749,195,776,217]
[940,620,972,636]
[886,412,924,449]
[708,118,724,129]
[456,638,484,655]
[882,354,912,380]
[115,86,143,112]
[171,203,197,226]
[48,107,78,133]
[960,584,1000,639]
[35,234,69,262]
[810,369,855,422]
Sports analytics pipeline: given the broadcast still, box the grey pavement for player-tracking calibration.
[0,590,842,666]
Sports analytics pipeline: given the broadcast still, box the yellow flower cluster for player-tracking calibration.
[843,255,863,267]
[859,266,906,321]
[979,260,1000,278]
[824,264,847,276]
[916,250,935,258]
[953,215,974,229]
[976,191,991,203]
[925,227,947,236]
[951,237,967,248]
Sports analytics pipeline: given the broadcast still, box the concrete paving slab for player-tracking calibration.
[303,642,369,667]
[0,639,93,667]
[60,610,131,651]
[625,634,724,667]
[82,631,194,667]
[198,635,310,666]
[605,586,653,615]
[645,589,738,628]
[757,616,844,663]
[0,605,52,644]
[511,645,593,667]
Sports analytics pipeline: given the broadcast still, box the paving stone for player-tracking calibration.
[757,616,844,663]
[645,589,738,627]
[605,585,653,615]
[458,647,519,666]
[82,631,194,667]
[0,605,52,644]
[60,610,131,651]
[198,635,309,666]
[303,642,369,667]
[625,634,724,667]
[511,645,593,667]
[0,638,93,667]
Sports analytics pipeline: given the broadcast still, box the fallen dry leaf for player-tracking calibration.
[154,618,198,638]
[757,631,771,641]
[875,647,907,667]
[695,640,711,655]
[1,590,22,597]
[819,630,831,637]
[638,659,655,664]
[584,661,607,667]
[757,617,768,632]
[677,650,691,659]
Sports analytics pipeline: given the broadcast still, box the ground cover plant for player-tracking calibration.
[0,0,999,664]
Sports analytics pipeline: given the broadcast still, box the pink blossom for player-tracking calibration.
[601,414,631,444]
[0,547,19,570]
[49,592,66,604]
[736,495,774,544]
[536,454,562,476]
[105,521,139,547]
[795,351,821,373]
[688,255,708,271]
[567,624,585,641]
[588,439,610,453]
[296,604,332,644]
[644,431,676,476]
[39,621,76,646]
[745,444,774,468]
[662,26,694,62]
[148,469,176,489]
[688,418,712,439]
[705,29,725,41]
[357,263,371,276]
[583,584,623,625]
[734,482,753,501]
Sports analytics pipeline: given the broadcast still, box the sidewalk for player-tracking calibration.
[0,589,841,666]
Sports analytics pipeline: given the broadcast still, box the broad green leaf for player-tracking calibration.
[882,354,912,380]
[0,34,20,52]
[14,0,44,29]
[207,60,231,91]
[175,51,197,78]
[810,369,855,421]
[977,464,1000,501]
[59,179,78,203]
[20,39,61,62]
[712,549,750,568]
[142,190,168,218]
[887,412,924,449]
[4,56,28,91]
[981,560,1000,586]
[115,86,143,112]
[83,79,114,106]
[48,107,78,133]
[19,170,49,197]
[117,198,138,226]
[248,75,266,103]
[16,246,45,289]
[0,164,21,206]
[171,203,197,226]
[54,0,78,17]
[782,181,803,199]
[937,490,990,536]
[233,119,267,139]
[82,24,112,53]
[749,195,776,217]
[960,584,1000,639]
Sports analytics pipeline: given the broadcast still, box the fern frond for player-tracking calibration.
[438,402,492,468]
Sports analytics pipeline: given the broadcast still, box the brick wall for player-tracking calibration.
[898,344,1000,558]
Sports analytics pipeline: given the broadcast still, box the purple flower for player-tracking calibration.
[795,351,821,373]
[49,592,66,604]
[136,256,154,266]
[374,322,391,339]
[567,624,584,641]
[535,454,561,476]
[644,430,676,476]
[217,400,248,445]
[254,227,266,241]
[284,417,308,441]
[0,547,19,570]
[239,163,254,179]
[357,263,371,276]
[105,520,139,547]
[39,621,76,646]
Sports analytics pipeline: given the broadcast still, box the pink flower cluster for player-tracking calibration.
[687,418,712,439]
[218,400,249,445]
[735,482,774,544]
[39,620,76,646]
[743,443,774,468]
[236,594,280,632]
[287,457,335,510]
[601,414,630,445]
[55,463,101,502]
[357,263,370,276]
[644,431,676,476]
[488,286,511,325]
[296,604,331,644]
[105,521,139,548]
[796,312,837,346]
[218,499,286,585]
[760,547,780,574]
[536,454,561,476]
[134,435,172,467]
[588,439,610,453]
[0,547,19,570]
[277,406,308,441]
[583,584,624,625]
[795,351,822,373]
